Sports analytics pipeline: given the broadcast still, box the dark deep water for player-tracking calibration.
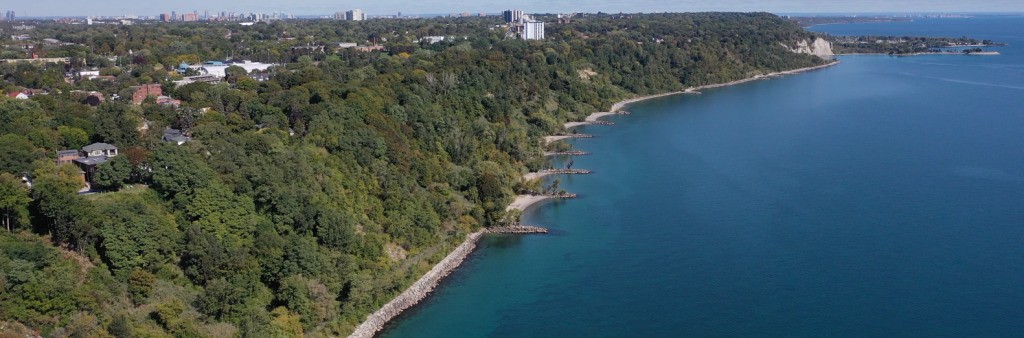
[381,17,1024,337]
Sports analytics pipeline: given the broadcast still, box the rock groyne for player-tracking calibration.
[544,150,590,156]
[486,225,549,234]
[346,231,484,338]
[539,169,591,175]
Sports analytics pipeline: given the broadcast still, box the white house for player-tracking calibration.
[78,69,100,79]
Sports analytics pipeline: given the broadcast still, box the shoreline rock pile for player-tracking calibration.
[486,225,549,234]
[346,231,484,338]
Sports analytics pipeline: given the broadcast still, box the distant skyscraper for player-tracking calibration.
[160,13,170,22]
[523,21,544,40]
[503,10,523,23]
[204,10,209,19]
[171,11,176,21]
[398,12,402,18]
[334,12,345,20]
[346,9,364,21]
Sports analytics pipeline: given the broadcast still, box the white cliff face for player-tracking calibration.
[782,37,834,59]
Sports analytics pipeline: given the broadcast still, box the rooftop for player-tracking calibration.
[73,156,108,166]
[82,142,118,152]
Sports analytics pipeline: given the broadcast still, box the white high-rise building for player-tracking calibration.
[523,21,544,40]
[346,9,365,21]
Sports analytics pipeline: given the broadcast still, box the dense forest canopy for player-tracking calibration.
[0,12,827,337]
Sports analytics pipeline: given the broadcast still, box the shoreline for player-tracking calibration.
[345,60,841,338]
[506,194,554,211]
[605,61,841,114]
[835,52,1001,56]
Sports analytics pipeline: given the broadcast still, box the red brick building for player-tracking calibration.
[131,84,162,104]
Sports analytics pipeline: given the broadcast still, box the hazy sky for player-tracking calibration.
[6,0,1023,17]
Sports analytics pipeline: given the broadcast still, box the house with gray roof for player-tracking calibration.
[82,143,118,157]
[162,128,188,145]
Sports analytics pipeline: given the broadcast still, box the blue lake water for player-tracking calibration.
[381,17,1024,337]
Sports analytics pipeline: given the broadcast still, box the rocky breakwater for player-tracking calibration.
[544,150,590,156]
[486,225,550,234]
[346,231,485,338]
[543,134,595,145]
[539,169,593,175]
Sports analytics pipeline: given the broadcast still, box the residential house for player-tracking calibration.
[354,45,385,52]
[78,69,100,79]
[74,143,118,187]
[73,156,108,187]
[156,96,181,106]
[56,150,82,166]
[162,128,188,145]
[71,90,105,103]
[131,84,162,104]
[7,92,28,99]
[23,88,46,96]
[82,142,118,157]
[247,73,272,82]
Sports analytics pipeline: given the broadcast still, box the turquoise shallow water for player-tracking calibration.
[381,18,1024,337]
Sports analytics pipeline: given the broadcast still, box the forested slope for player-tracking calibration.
[0,12,825,336]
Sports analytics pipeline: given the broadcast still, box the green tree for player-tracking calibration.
[93,102,142,147]
[127,269,156,305]
[0,98,48,135]
[31,162,91,248]
[236,77,258,91]
[150,143,214,198]
[0,173,32,231]
[0,134,40,175]
[183,181,257,245]
[57,126,90,150]
[98,195,181,275]
[93,155,132,190]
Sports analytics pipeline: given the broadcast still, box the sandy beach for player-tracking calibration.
[506,194,554,211]
[564,111,621,128]
[543,135,573,145]
[522,171,551,180]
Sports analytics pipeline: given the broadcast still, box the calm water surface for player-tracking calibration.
[382,18,1024,337]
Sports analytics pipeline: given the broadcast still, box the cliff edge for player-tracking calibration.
[783,37,834,59]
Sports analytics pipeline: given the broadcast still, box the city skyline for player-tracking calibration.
[2,0,1023,18]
